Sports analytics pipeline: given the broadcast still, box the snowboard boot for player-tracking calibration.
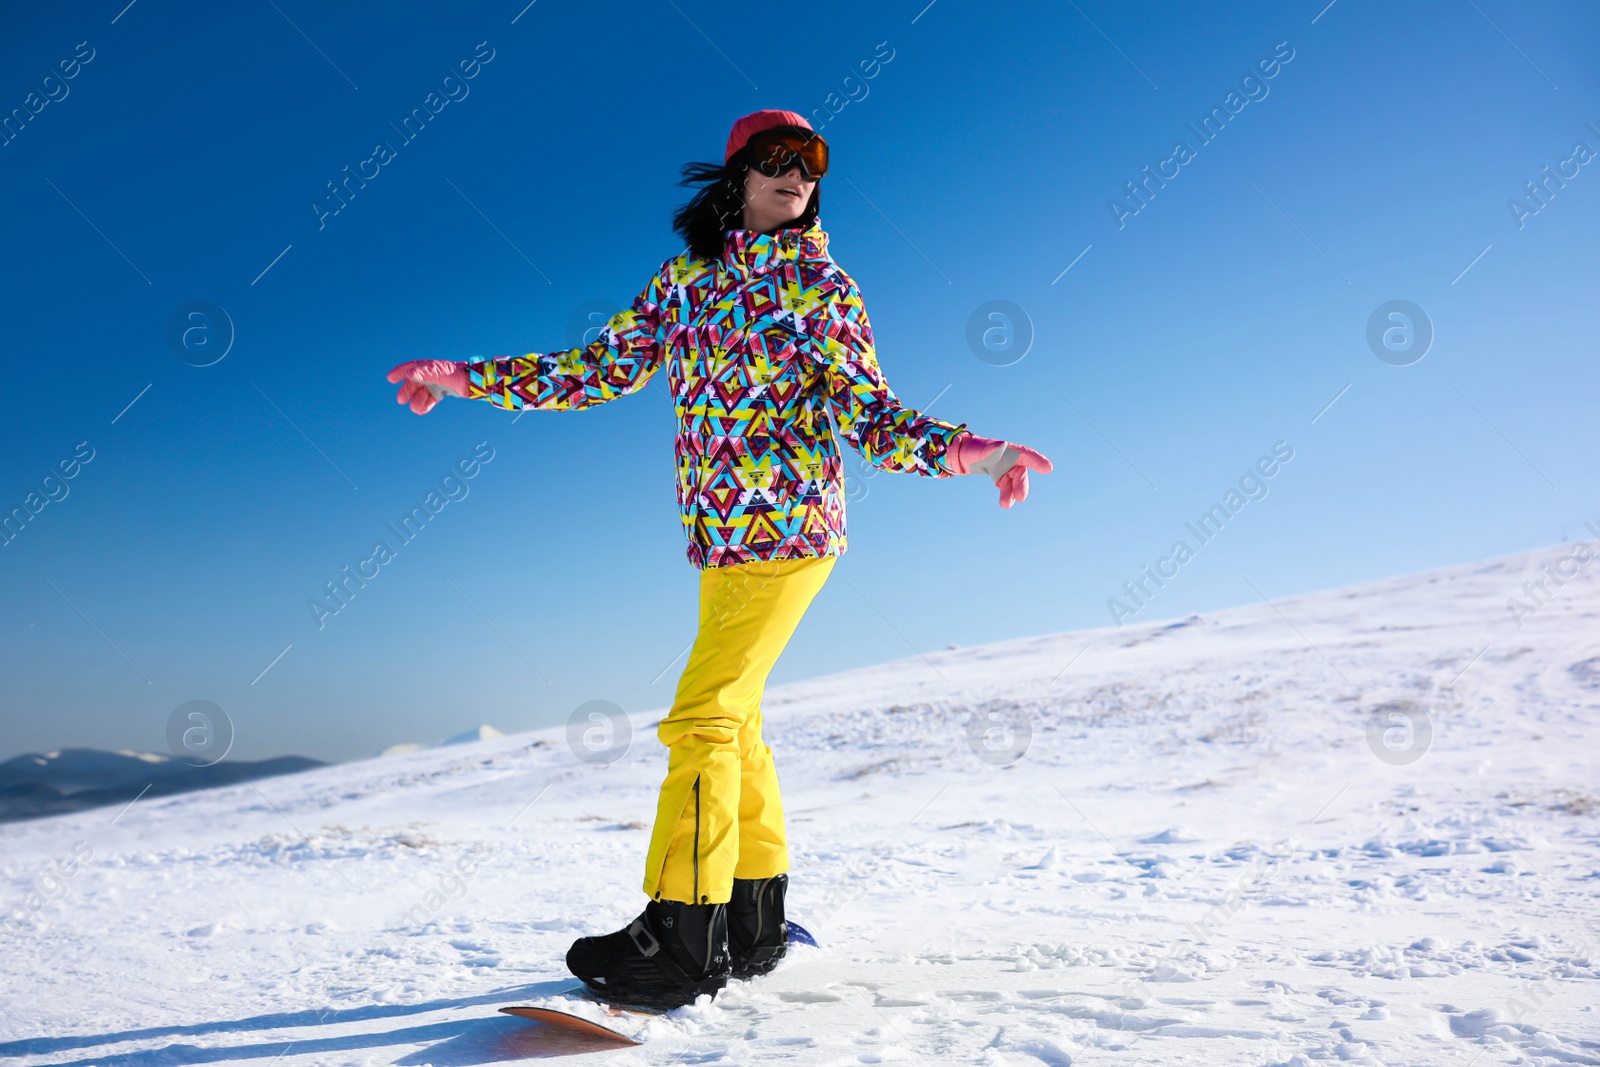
[566,898,731,1009]
[728,873,789,980]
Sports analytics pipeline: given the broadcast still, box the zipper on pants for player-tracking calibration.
[692,774,702,904]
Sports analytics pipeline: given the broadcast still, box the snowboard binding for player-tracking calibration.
[566,898,730,1010]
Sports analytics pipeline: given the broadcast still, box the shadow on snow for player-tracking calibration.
[3,980,612,1065]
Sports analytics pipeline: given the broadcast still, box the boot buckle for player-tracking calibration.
[627,917,661,958]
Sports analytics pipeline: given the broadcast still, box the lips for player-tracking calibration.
[777,187,802,200]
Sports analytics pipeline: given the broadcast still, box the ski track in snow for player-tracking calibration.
[2,545,1598,1066]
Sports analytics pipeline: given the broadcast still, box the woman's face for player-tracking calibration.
[741,161,817,233]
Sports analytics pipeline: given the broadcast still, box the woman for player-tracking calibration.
[387,109,1051,1008]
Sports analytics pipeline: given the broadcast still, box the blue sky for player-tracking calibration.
[2,0,1596,763]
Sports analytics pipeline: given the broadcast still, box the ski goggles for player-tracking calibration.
[745,127,829,180]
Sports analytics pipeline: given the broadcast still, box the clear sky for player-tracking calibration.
[2,0,1596,763]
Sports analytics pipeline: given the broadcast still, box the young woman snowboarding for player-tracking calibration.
[387,109,1052,1008]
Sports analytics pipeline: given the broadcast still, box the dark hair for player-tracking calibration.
[671,147,821,264]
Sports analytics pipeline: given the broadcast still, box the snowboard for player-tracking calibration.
[498,1005,642,1047]
[786,919,818,947]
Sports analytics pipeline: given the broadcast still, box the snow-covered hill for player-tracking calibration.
[2,543,1597,1065]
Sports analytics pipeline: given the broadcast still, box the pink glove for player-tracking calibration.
[387,359,470,415]
[949,432,1053,509]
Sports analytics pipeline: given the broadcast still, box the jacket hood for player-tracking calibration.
[720,217,830,274]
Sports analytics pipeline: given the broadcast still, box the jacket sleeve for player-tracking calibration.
[463,263,669,411]
[808,275,967,476]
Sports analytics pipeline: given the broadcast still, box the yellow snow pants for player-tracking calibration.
[642,554,836,904]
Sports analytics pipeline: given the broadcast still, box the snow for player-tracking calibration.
[2,543,1597,1065]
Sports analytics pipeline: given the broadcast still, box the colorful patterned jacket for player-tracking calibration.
[463,217,967,569]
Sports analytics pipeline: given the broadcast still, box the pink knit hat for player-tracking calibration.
[724,109,813,164]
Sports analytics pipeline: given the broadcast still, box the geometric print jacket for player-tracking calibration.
[463,216,968,570]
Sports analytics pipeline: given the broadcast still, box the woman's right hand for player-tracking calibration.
[387,359,469,415]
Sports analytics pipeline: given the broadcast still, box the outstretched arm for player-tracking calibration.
[466,266,669,411]
[388,264,670,415]
[809,275,1052,507]
[810,277,968,476]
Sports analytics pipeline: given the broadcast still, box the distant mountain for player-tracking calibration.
[380,724,504,757]
[437,724,503,747]
[0,748,326,824]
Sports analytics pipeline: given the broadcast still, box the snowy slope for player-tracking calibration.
[2,543,1597,1066]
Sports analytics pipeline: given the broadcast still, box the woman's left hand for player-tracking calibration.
[387,359,469,415]
[950,432,1053,509]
